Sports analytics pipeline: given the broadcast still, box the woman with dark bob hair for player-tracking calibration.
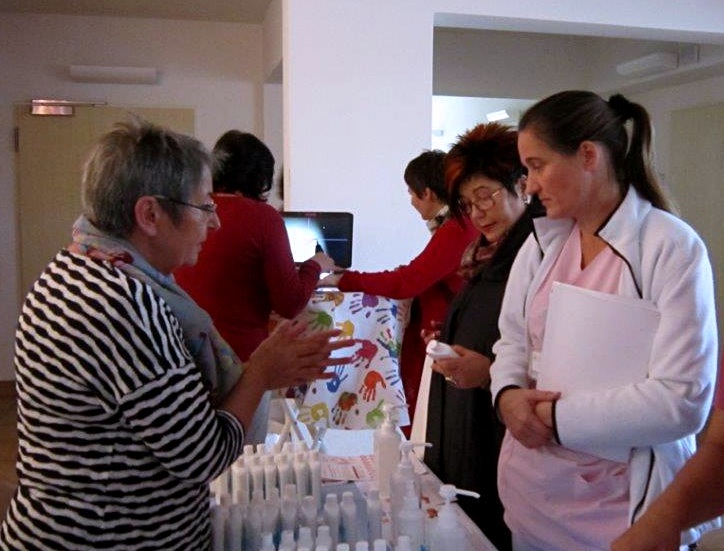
[0,119,349,549]
[490,91,718,550]
[175,130,336,443]
[423,122,543,551]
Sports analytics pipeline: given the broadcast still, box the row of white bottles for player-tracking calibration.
[212,443,323,511]
[210,485,384,551]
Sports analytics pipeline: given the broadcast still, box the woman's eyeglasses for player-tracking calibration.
[458,187,504,214]
[153,195,217,214]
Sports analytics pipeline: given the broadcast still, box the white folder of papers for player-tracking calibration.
[536,282,660,461]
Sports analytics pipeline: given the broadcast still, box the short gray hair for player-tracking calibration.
[81,116,213,237]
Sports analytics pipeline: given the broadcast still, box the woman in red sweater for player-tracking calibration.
[320,150,477,432]
[175,131,335,442]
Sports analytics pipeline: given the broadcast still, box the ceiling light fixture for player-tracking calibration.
[615,52,678,77]
[486,109,509,122]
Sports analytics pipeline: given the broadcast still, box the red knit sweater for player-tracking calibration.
[175,194,321,361]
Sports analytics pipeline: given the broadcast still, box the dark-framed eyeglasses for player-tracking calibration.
[458,187,504,214]
[153,195,217,215]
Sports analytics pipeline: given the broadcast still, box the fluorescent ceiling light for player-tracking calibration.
[486,109,509,122]
[615,52,678,77]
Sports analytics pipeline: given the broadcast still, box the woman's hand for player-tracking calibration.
[318,271,343,287]
[432,346,491,389]
[420,320,442,345]
[497,387,561,448]
[310,252,337,274]
[610,519,680,551]
[247,319,354,389]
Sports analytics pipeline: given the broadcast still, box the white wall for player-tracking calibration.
[283,0,435,272]
[0,13,264,380]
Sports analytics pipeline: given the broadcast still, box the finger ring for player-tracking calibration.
[445,375,457,386]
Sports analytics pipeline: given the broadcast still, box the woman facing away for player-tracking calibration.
[175,131,336,443]
[0,119,350,550]
[423,122,544,551]
[489,91,719,550]
[320,150,478,432]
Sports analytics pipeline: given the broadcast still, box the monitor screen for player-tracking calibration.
[281,211,354,268]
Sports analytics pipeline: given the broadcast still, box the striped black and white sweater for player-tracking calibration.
[0,250,244,550]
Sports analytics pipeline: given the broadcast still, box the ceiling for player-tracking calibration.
[0,0,274,23]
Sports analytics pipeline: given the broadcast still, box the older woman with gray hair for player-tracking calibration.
[0,118,349,549]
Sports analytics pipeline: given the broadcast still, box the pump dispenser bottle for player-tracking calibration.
[428,484,481,551]
[374,404,402,498]
[389,441,430,538]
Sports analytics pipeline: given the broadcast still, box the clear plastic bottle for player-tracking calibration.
[366,489,383,543]
[323,493,341,548]
[340,491,358,544]
[389,441,430,539]
[260,531,276,551]
[281,483,299,533]
[428,484,480,551]
[316,524,333,550]
[396,481,424,551]
[298,526,315,551]
[373,404,401,498]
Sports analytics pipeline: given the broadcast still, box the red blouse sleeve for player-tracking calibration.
[261,207,321,318]
[337,217,476,299]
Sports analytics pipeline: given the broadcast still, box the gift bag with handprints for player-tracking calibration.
[295,290,411,429]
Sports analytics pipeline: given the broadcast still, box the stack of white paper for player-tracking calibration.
[536,282,660,461]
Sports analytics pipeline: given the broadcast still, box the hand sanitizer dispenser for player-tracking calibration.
[374,404,402,498]
[428,484,480,551]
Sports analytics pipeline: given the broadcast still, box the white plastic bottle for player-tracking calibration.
[260,531,276,551]
[428,484,480,551]
[264,453,278,499]
[281,483,299,533]
[340,491,358,544]
[294,450,310,500]
[263,487,281,539]
[372,539,387,551]
[396,481,425,551]
[229,503,244,551]
[231,459,250,506]
[301,494,319,539]
[395,535,412,551]
[279,529,297,551]
[210,504,227,551]
[389,441,430,539]
[298,526,315,551]
[366,489,383,543]
[323,492,341,548]
[373,404,401,498]
[277,452,294,492]
[309,449,323,510]
[316,525,333,550]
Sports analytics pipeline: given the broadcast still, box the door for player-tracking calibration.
[14,106,194,303]
[670,102,724,332]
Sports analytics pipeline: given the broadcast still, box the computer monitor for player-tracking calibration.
[281,211,354,268]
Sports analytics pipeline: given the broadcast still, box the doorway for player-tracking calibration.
[14,106,194,304]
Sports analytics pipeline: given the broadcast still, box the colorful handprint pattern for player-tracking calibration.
[296,292,411,429]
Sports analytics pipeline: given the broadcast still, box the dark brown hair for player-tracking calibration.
[518,90,674,213]
[404,149,448,202]
[213,130,273,200]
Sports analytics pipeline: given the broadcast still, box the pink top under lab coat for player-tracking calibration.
[498,225,631,550]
